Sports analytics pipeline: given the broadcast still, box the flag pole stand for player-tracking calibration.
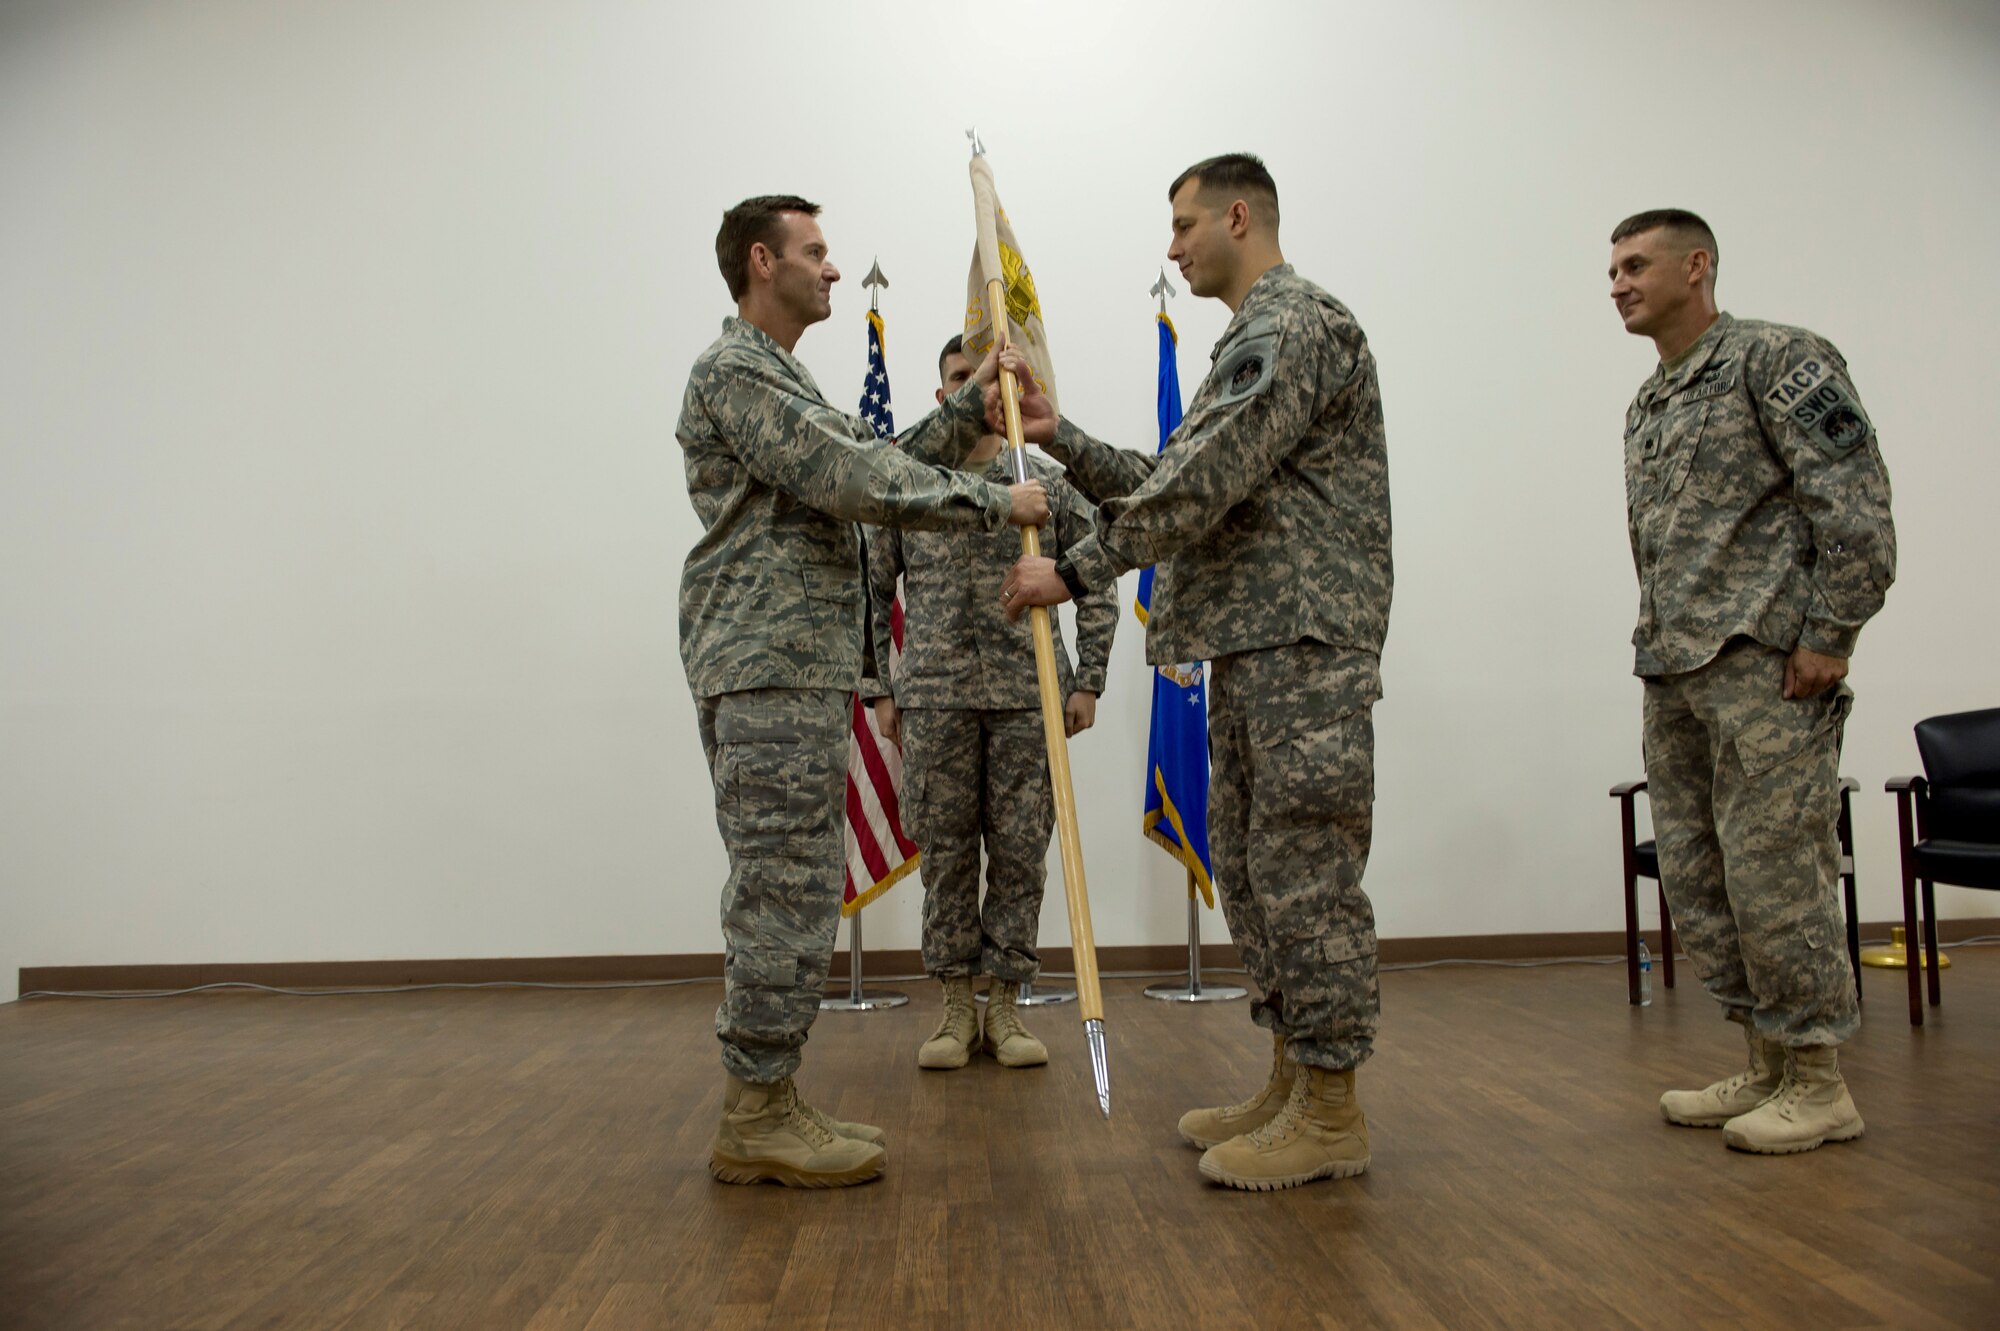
[819,909,908,1011]
[1145,870,1247,1003]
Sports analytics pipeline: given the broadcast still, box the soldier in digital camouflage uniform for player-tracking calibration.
[678,194,1051,1188]
[1610,208,1895,1155]
[861,334,1119,1074]
[1002,154,1392,1191]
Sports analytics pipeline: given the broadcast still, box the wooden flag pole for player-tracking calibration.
[986,278,1108,1116]
[967,135,1109,1116]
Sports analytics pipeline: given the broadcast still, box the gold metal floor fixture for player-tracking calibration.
[1860,926,1951,970]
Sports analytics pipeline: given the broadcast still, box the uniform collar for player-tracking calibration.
[1656,312,1734,394]
[723,314,788,359]
[1212,263,1294,358]
[722,315,822,398]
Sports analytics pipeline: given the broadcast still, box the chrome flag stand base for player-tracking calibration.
[819,911,908,1011]
[1145,890,1247,1003]
[975,977,1076,1006]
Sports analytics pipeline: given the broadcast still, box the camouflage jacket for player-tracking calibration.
[1041,264,1392,666]
[861,451,1118,709]
[676,317,1013,699]
[1623,312,1895,678]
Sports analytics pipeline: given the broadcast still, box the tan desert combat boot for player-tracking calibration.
[1177,1030,1291,1149]
[1721,1045,1865,1155]
[1659,1021,1784,1127]
[1197,1063,1371,1191]
[798,1102,886,1145]
[708,1076,886,1188]
[918,975,979,1070]
[981,979,1049,1067]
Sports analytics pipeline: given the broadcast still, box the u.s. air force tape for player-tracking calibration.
[1764,355,1872,456]
[1214,316,1282,407]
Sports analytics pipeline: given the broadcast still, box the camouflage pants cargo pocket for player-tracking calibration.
[700,688,850,1084]
[1643,640,1858,1047]
[1209,644,1382,1072]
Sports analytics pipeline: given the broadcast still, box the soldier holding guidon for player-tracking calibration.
[677,195,1050,1188]
[1002,154,1393,1192]
[863,335,1118,1074]
[1609,208,1895,1154]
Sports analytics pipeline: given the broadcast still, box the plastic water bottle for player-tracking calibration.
[1638,941,1653,1007]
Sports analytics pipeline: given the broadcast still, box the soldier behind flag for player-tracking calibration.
[862,335,1118,1073]
[1001,154,1393,1192]
[678,195,1050,1188]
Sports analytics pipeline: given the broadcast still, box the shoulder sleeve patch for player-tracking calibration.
[1213,324,1284,408]
[1762,354,1830,412]
[1763,352,1872,457]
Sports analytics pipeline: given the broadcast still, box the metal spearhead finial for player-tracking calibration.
[1151,267,1177,315]
[965,127,985,157]
[863,259,888,313]
[1086,1019,1110,1118]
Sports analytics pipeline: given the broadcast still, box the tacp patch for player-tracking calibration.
[1763,355,1830,411]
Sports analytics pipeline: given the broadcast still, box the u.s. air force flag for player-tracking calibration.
[1136,312,1214,907]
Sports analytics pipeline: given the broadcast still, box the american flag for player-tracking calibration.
[843,309,920,914]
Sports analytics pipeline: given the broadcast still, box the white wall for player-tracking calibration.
[4,0,1997,1003]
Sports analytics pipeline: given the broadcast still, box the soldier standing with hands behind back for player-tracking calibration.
[1609,208,1894,1154]
[862,335,1118,1075]
[678,194,1050,1188]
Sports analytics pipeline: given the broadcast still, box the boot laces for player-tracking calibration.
[1245,1072,1313,1148]
[929,984,977,1043]
[986,994,1030,1046]
[774,1080,837,1149]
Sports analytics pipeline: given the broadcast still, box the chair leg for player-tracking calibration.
[1657,884,1676,989]
[1902,866,1923,1026]
[1843,865,1862,1001]
[1922,880,1942,1006]
[1622,869,1641,1006]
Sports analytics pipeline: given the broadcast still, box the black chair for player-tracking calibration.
[1886,707,2000,1026]
[1611,778,1862,1006]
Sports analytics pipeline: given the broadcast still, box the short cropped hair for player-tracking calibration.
[1610,209,1718,271]
[716,195,819,302]
[1169,153,1279,228]
[937,334,965,380]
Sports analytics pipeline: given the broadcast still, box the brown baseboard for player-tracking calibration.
[21,918,1996,995]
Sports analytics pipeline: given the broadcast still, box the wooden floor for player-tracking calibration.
[3,955,1997,1331]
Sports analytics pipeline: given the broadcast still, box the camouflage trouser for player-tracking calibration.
[899,707,1052,982]
[1642,637,1858,1048]
[697,687,850,1084]
[1208,643,1382,1071]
